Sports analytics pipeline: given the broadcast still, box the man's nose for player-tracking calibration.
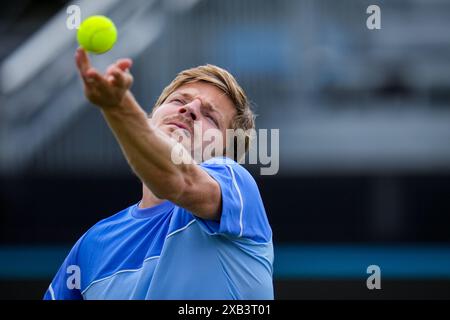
[178,98,201,121]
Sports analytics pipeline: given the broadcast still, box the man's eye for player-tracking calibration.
[173,99,184,104]
[207,115,219,126]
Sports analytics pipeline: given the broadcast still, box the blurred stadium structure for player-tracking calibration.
[1,0,450,299]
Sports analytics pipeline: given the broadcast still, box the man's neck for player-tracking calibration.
[139,184,165,209]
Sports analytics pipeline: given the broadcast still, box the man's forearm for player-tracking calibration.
[100,91,193,200]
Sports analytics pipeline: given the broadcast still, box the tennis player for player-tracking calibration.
[43,48,273,300]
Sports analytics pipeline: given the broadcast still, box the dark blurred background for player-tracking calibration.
[1,0,450,299]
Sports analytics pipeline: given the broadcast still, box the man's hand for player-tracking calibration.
[75,47,134,109]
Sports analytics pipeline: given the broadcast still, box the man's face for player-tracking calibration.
[150,82,236,160]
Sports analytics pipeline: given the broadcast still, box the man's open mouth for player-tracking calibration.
[167,122,191,135]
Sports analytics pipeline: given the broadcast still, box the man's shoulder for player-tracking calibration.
[78,205,135,248]
[200,157,258,186]
[74,203,168,279]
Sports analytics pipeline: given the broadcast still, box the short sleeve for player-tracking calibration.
[194,157,272,243]
[43,238,84,300]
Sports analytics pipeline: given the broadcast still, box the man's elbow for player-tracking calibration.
[142,171,186,202]
[177,177,222,221]
[142,167,222,221]
[165,173,195,204]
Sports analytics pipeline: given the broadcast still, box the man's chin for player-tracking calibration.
[160,124,190,137]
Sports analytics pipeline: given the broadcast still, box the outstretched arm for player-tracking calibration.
[74,48,221,220]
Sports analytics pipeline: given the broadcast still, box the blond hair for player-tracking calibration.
[153,64,255,161]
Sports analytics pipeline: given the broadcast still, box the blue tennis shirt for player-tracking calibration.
[43,157,274,300]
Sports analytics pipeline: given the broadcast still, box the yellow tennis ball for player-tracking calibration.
[77,15,117,54]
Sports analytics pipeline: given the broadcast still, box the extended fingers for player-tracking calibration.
[75,48,92,76]
[106,58,132,75]
[75,48,108,88]
[85,68,108,86]
[75,48,133,91]
[116,58,133,72]
[107,66,133,88]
